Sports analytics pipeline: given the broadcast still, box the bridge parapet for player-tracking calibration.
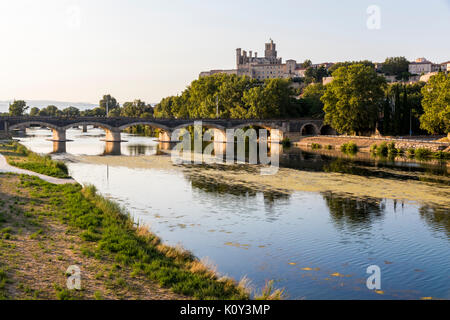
[1,116,327,142]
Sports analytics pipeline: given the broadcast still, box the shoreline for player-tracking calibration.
[0,141,263,300]
[294,135,450,152]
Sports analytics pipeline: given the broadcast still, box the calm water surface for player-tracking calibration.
[16,127,450,300]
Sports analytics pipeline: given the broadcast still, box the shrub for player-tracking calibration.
[340,141,358,154]
[414,148,432,159]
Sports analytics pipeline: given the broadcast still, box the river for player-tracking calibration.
[14,127,450,300]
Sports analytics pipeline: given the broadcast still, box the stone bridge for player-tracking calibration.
[1,116,334,143]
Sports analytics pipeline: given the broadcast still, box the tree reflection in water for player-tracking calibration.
[322,192,386,230]
[419,205,450,238]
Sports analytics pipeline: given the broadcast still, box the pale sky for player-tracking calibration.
[0,0,449,105]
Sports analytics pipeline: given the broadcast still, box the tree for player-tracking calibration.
[328,60,374,74]
[382,57,410,80]
[301,83,326,117]
[99,94,119,114]
[301,59,312,68]
[9,100,28,116]
[243,79,295,119]
[121,99,153,118]
[81,107,105,117]
[419,73,450,134]
[62,106,80,117]
[154,96,176,118]
[321,64,386,135]
[29,107,40,116]
[39,105,61,117]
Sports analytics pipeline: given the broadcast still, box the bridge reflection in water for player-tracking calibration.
[49,138,282,161]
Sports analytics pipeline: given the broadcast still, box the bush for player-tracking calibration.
[340,141,358,154]
[414,148,432,159]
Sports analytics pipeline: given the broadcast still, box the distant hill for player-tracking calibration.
[0,100,98,113]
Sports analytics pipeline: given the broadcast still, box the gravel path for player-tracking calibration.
[0,153,77,185]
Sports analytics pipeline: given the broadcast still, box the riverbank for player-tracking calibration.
[295,136,450,152]
[0,143,260,300]
[0,141,70,179]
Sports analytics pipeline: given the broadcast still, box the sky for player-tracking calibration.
[0,0,449,105]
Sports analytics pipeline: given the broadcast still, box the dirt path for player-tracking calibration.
[0,154,77,185]
[0,174,188,300]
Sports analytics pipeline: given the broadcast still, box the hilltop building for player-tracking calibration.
[408,57,444,75]
[199,39,333,80]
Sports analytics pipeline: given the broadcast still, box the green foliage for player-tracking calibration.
[328,60,375,74]
[62,106,80,117]
[0,267,9,299]
[99,94,119,114]
[300,59,312,69]
[29,107,40,116]
[301,83,326,117]
[9,100,28,116]
[419,73,450,134]
[340,141,358,154]
[383,82,425,135]
[153,74,304,119]
[305,65,329,84]
[2,142,69,178]
[120,99,153,118]
[16,177,249,300]
[322,64,386,135]
[414,148,432,159]
[254,280,285,300]
[310,143,322,149]
[372,142,400,157]
[38,105,62,117]
[382,57,410,79]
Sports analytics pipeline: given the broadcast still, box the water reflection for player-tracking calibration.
[322,192,385,230]
[280,149,449,184]
[11,126,450,299]
[419,205,450,238]
[186,172,290,204]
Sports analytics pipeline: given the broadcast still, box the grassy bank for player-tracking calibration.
[0,141,69,178]
[0,144,284,300]
[0,173,254,299]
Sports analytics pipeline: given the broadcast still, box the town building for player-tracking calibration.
[408,57,444,75]
[200,39,334,80]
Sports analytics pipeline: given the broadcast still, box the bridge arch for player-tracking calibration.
[300,123,320,136]
[231,122,283,132]
[319,124,336,135]
[118,121,171,132]
[171,122,227,132]
[9,121,60,131]
[62,122,114,131]
[169,122,229,143]
[231,122,284,143]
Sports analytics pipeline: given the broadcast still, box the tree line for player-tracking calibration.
[3,57,448,136]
